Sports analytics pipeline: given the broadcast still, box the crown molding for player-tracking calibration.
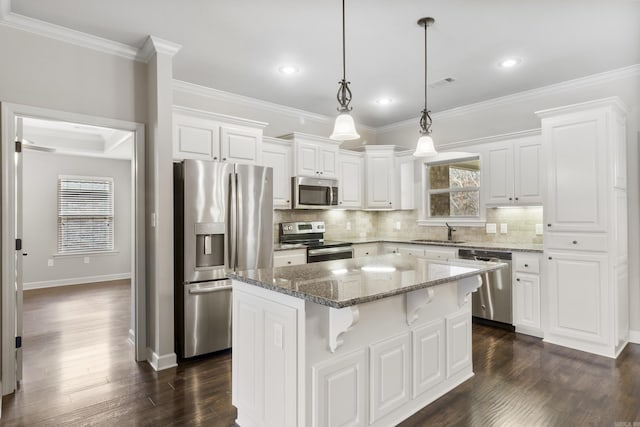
[438,128,541,150]
[138,35,182,62]
[279,132,342,146]
[0,11,142,61]
[535,96,628,119]
[173,105,268,129]
[377,64,640,134]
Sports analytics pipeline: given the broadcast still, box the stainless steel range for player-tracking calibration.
[279,221,353,263]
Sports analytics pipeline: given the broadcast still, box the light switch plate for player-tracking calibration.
[486,223,497,234]
[346,221,351,231]
[83,257,90,264]
[500,223,508,234]
[535,224,543,235]
[47,259,54,267]
[395,221,401,231]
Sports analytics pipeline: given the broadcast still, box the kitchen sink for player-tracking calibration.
[411,239,466,244]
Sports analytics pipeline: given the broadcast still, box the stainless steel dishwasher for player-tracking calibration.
[458,249,513,326]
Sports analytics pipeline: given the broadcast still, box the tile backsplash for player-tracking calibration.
[273,206,543,244]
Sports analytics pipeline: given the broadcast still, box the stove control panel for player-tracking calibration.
[279,221,325,235]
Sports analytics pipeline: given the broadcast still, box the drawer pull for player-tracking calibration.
[572,240,578,244]
[547,224,551,227]
[548,257,552,260]
[287,261,292,265]
[516,278,521,282]
[524,264,529,267]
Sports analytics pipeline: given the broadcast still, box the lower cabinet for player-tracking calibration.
[274,249,307,267]
[353,243,379,258]
[412,320,445,398]
[512,253,542,337]
[369,334,411,423]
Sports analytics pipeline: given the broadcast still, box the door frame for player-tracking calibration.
[1,103,146,396]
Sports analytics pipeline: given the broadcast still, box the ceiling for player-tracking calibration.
[8,0,640,128]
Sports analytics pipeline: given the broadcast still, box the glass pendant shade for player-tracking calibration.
[330,112,360,141]
[413,133,437,157]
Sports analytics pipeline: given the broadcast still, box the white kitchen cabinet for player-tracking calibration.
[173,107,266,164]
[281,132,341,179]
[274,249,307,267]
[537,97,628,358]
[365,146,395,209]
[262,137,293,209]
[423,247,457,261]
[338,150,364,208]
[485,134,542,206]
[512,253,542,337]
[395,152,416,210]
[353,243,379,258]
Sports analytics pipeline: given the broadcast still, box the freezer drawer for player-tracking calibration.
[182,280,232,358]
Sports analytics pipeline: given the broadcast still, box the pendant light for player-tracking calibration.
[330,0,360,141]
[413,17,437,157]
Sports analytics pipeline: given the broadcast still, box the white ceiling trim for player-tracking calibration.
[0,11,142,62]
[139,35,182,62]
[173,79,377,133]
[438,128,541,150]
[377,64,640,134]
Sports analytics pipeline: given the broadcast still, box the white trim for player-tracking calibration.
[377,64,640,134]
[0,12,141,62]
[146,348,178,371]
[535,96,629,119]
[438,129,541,150]
[629,330,640,345]
[279,132,343,146]
[23,273,131,290]
[173,105,268,129]
[139,35,182,62]
[53,250,120,258]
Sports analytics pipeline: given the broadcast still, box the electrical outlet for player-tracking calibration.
[83,257,90,264]
[47,259,54,267]
[535,224,543,235]
[485,223,497,234]
[500,223,508,234]
[395,221,401,231]
[346,221,351,231]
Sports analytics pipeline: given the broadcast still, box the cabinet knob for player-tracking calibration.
[547,224,552,227]
[286,200,290,203]
[222,157,227,161]
[287,261,292,265]
[509,197,513,201]
[339,201,343,205]
[524,264,529,267]
[515,197,519,201]
[548,257,552,260]
[389,202,392,205]
[572,240,578,244]
[213,156,218,160]
[365,252,369,255]
[320,171,324,175]
[516,278,521,281]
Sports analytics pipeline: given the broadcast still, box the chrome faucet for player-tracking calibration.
[445,222,456,241]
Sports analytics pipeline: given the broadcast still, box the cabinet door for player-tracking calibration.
[366,153,394,209]
[514,138,543,205]
[546,250,609,345]
[513,272,541,333]
[263,141,292,209]
[273,249,307,267]
[338,153,363,208]
[446,311,472,378]
[220,126,262,164]
[173,115,220,160]
[295,141,319,177]
[318,145,338,178]
[485,142,514,205]
[543,111,607,232]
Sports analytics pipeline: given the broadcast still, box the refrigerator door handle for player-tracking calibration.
[229,172,238,270]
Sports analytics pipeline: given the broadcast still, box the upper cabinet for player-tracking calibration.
[337,150,364,209]
[280,133,341,179]
[485,134,542,206]
[262,137,293,209]
[364,146,395,209]
[173,107,266,164]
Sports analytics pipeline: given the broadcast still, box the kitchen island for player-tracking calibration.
[229,254,506,427]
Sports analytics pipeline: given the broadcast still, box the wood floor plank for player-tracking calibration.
[2,280,639,426]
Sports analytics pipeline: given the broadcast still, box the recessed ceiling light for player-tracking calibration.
[375,98,393,105]
[498,57,522,69]
[278,65,299,75]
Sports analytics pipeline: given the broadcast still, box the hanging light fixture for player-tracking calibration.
[330,0,360,141]
[413,17,437,157]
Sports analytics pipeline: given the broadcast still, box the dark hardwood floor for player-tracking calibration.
[2,281,639,426]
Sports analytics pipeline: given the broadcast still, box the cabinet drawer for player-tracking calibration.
[545,232,607,252]
[424,247,457,261]
[513,254,540,274]
[273,249,307,267]
[398,246,426,257]
[353,243,378,258]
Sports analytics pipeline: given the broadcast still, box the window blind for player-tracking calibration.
[57,176,114,253]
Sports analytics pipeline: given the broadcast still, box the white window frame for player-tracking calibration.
[57,175,115,254]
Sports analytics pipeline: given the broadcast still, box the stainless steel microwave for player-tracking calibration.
[292,176,339,209]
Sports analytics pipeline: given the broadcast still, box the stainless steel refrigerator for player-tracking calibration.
[174,160,273,358]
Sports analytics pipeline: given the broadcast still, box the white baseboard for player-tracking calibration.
[24,273,132,290]
[128,329,135,346]
[147,348,178,371]
[630,330,640,344]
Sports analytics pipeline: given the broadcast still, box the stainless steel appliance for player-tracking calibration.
[279,221,353,263]
[458,248,513,326]
[292,176,339,209]
[174,160,273,358]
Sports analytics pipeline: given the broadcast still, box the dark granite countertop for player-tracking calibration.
[229,253,506,308]
[273,237,543,253]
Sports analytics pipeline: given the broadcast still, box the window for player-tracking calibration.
[424,156,481,219]
[58,176,114,253]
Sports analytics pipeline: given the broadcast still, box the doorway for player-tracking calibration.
[1,103,146,396]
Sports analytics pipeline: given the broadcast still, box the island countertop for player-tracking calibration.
[229,253,506,309]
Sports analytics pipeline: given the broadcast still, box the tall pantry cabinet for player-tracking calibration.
[537,97,629,358]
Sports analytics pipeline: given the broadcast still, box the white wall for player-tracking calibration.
[22,150,131,288]
[377,69,640,333]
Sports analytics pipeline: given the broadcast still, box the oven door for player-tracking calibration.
[307,246,354,263]
[293,176,339,209]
